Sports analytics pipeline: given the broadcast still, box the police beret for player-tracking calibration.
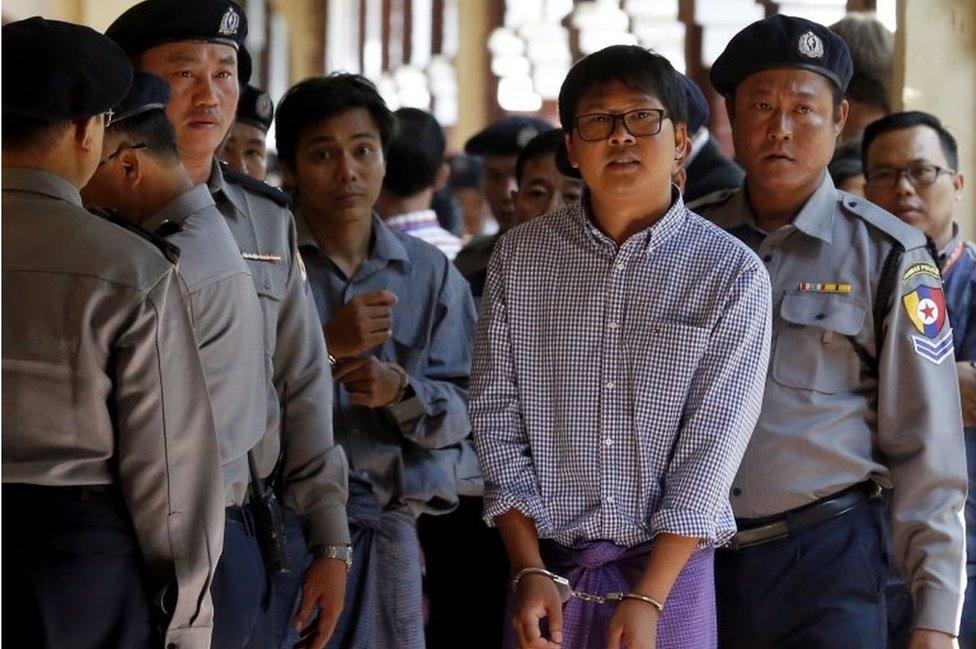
[677,73,709,134]
[465,116,554,157]
[106,0,251,84]
[2,17,133,120]
[237,85,274,133]
[113,72,171,123]
[710,14,853,96]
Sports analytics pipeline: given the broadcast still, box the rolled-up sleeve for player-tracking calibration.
[471,237,549,530]
[115,268,224,648]
[386,260,476,450]
[649,264,771,546]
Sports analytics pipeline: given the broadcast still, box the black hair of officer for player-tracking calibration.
[861,110,958,171]
[3,17,133,151]
[106,72,181,163]
[383,107,446,198]
[275,73,395,170]
[516,128,567,186]
[558,45,688,135]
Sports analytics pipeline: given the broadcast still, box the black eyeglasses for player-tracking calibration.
[573,109,669,142]
[98,142,148,166]
[864,162,955,188]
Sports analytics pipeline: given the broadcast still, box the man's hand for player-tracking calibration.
[907,629,958,649]
[291,557,348,649]
[513,573,563,649]
[324,290,397,359]
[333,357,404,407]
[605,599,659,649]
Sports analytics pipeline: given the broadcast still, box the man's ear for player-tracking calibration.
[76,115,102,154]
[674,123,691,166]
[564,133,579,169]
[434,161,450,191]
[954,171,965,199]
[117,148,144,190]
[510,188,520,204]
[834,98,850,137]
[281,160,297,187]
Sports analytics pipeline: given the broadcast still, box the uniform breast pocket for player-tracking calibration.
[772,292,867,394]
[247,262,287,358]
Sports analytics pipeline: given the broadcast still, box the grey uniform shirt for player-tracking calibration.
[1,168,224,649]
[143,185,267,507]
[298,212,477,514]
[208,160,350,546]
[693,173,968,635]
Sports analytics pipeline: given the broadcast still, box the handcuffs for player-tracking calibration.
[511,567,664,613]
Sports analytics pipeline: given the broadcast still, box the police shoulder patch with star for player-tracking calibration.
[901,264,952,364]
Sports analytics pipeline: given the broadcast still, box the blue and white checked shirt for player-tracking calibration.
[471,193,772,547]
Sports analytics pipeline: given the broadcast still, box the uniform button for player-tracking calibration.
[604,436,613,446]
[605,381,615,390]
[731,487,742,497]
[762,254,772,263]
[264,281,271,289]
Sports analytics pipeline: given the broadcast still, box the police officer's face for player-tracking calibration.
[140,42,240,161]
[565,80,685,206]
[731,69,848,196]
[218,122,269,181]
[864,125,964,244]
[512,152,583,226]
[482,155,518,232]
[285,107,386,224]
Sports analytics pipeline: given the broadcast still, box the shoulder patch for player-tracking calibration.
[220,163,292,208]
[838,194,926,250]
[91,207,181,264]
[687,188,736,213]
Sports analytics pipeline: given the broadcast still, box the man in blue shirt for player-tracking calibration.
[863,110,976,648]
[274,73,477,649]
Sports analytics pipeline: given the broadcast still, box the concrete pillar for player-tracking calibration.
[270,0,326,83]
[895,0,976,235]
[453,0,491,150]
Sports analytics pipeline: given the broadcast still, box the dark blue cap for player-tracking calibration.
[237,85,274,133]
[677,73,709,134]
[112,72,171,123]
[106,0,251,84]
[447,154,483,190]
[2,17,133,120]
[465,116,555,157]
[710,14,853,96]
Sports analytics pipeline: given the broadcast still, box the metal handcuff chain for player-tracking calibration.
[511,567,664,613]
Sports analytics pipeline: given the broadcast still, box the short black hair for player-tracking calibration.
[383,107,444,197]
[106,108,180,162]
[515,128,565,185]
[846,70,891,113]
[2,114,71,151]
[275,73,395,169]
[828,138,862,187]
[558,45,687,136]
[861,110,958,171]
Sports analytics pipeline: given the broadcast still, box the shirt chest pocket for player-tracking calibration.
[772,292,867,395]
[247,261,287,358]
[629,322,711,403]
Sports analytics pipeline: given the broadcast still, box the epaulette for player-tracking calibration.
[90,206,181,264]
[836,192,926,251]
[220,162,292,208]
[687,187,736,213]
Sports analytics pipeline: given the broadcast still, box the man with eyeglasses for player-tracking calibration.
[472,44,771,649]
[862,110,976,649]
[691,16,967,649]
[2,18,223,649]
[81,71,271,649]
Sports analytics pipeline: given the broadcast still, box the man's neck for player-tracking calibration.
[588,190,673,245]
[136,168,195,224]
[934,221,957,251]
[746,177,821,233]
[182,151,214,186]
[374,188,434,221]
[2,149,83,188]
[305,204,374,278]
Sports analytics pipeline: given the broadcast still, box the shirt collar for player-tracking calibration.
[207,158,248,216]
[576,185,688,254]
[722,172,836,244]
[940,222,963,258]
[143,184,216,232]
[2,167,83,207]
[385,209,439,233]
[297,209,412,272]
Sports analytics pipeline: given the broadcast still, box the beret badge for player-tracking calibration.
[219,6,240,36]
[798,30,824,59]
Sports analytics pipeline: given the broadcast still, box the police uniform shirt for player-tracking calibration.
[207,159,350,546]
[142,184,267,507]
[692,173,968,633]
[2,168,224,647]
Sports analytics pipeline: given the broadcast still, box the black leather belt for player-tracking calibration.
[728,481,882,551]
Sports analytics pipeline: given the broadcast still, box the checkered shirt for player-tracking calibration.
[471,194,772,547]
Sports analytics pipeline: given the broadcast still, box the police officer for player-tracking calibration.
[690,15,967,649]
[454,116,553,301]
[81,72,272,649]
[2,18,223,649]
[106,3,351,648]
[218,84,274,181]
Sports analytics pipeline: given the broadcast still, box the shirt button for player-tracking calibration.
[606,495,615,504]
[615,263,625,271]
[605,381,615,390]
[608,322,618,330]
[604,436,613,446]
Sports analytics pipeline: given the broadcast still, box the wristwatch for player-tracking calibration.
[312,544,353,569]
